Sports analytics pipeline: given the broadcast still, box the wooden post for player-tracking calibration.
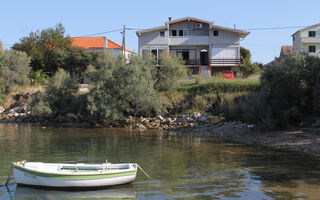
[122,25,126,56]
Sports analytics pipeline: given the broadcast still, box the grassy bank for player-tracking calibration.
[165,77,261,119]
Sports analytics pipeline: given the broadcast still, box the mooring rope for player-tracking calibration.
[5,165,13,188]
[137,164,152,179]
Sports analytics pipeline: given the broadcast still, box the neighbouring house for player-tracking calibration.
[280,45,293,56]
[136,16,249,76]
[292,23,320,56]
[71,37,135,59]
[263,46,293,69]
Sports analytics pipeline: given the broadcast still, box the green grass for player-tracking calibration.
[164,77,261,119]
[176,77,261,94]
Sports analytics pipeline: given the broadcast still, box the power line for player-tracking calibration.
[241,25,306,31]
[78,28,123,37]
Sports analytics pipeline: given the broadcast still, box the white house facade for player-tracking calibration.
[292,23,320,57]
[136,16,249,75]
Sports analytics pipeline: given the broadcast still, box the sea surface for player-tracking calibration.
[1,123,320,199]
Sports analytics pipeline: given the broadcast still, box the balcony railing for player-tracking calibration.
[184,59,200,66]
[210,59,240,66]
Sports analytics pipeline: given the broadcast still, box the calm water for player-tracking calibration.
[1,124,320,199]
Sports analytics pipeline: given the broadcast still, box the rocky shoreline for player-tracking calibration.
[1,94,320,158]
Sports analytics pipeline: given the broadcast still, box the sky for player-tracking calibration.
[1,0,320,64]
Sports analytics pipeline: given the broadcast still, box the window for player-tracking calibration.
[309,45,316,53]
[172,30,177,36]
[160,31,165,37]
[213,30,219,36]
[179,30,183,36]
[195,23,202,28]
[293,36,295,41]
[309,31,316,37]
[183,29,189,36]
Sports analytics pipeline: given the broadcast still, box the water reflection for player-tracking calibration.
[1,123,320,199]
[14,185,136,200]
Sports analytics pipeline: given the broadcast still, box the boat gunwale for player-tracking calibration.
[13,162,137,179]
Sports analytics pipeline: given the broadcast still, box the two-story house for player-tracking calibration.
[292,23,320,56]
[136,16,249,75]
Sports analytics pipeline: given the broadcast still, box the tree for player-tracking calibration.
[240,47,251,64]
[0,48,30,104]
[87,55,168,121]
[12,23,91,76]
[243,54,320,129]
[154,53,187,92]
[239,47,261,76]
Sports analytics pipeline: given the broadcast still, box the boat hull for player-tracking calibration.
[13,165,137,188]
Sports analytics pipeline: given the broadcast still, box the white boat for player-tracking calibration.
[12,160,138,188]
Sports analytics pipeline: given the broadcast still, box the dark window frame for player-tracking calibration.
[309,31,316,37]
[213,30,219,36]
[309,45,316,53]
[160,31,165,37]
[172,30,177,36]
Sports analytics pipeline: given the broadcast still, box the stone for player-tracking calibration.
[247,124,255,129]
[191,112,201,119]
[198,115,209,122]
[156,115,164,121]
[13,112,19,117]
[0,106,4,114]
[9,109,15,114]
[66,113,77,119]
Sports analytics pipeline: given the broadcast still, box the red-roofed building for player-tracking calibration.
[280,46,293,56]
[71,37,135,58]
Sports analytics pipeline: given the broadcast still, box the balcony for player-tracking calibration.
[210,59,240,66]
[183,59,240,66]
[301,37,320,44]
[169,36,209,46]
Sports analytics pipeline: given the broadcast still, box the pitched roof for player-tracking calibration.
[292,23,320,36]
[280,46,293,56]
[71,37,105,49]
[165,16,214,26]
[211,24,249,38]
[71,37,135,53]
[136,16,249,38]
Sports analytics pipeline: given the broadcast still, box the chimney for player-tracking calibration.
[168,17,172,21]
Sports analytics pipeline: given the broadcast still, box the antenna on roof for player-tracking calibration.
[168,17,172,21]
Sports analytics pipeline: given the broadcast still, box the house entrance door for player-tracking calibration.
[200,51,208,65]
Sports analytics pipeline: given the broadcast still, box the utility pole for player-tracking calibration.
[122,25,126,56]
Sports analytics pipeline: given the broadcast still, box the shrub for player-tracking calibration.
[28,69,81,115]
[45,69,79,111]
[87,55,168,121]
[28,95,52,116]
[154,53,187,92]
[30,69,47,84]
[243,54,320,129]
[0,48,30,105]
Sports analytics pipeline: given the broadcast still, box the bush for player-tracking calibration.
[0,47,30,105]
[28,95,52,116]
[45,69,79,111]
[154,53,187,92]
[28,69,81,115]
[87,55,168,121]
[243,54,320,129]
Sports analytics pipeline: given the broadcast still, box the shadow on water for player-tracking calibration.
[13,185,136,200]
[1,123,320,199]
